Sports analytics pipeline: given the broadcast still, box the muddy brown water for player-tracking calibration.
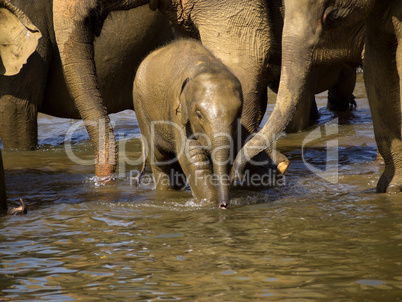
[1,74,402,301]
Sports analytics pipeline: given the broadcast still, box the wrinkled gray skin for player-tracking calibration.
[52,0,358,179]
[0,0,40,216]
[134,40,243,209]
[0,0,173,153]
[232,0,402,194]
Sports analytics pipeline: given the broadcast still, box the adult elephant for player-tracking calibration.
[232,0,402,194]
[53,0,358,179]
[0,0,41,215]
[0,0,173,151]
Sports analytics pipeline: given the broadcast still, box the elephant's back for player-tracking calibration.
[138,39,229,83]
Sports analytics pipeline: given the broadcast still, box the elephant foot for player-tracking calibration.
[91,174,116,186]
[376,172,402,194]
[327,91,357,112]
[94,162,116,184]
[386,184,402,194]
[7,199,27,216]
[219,201,229,210]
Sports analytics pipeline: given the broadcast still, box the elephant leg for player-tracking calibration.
[0,150,7,214]
[364,21,402,193]
[0,95,38,150]
[0,53,46,150]
[327,67,357,112]
[151,164,174,191]
[285,67,319,133]
[145,143,186,191]
[148,147,176,191]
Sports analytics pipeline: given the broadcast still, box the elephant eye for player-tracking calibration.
[322,6,350,30]
[196,110,202,119]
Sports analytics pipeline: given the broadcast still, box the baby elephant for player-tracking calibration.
[133,39,243,209]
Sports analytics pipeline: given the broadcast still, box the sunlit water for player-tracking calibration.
[1,74,402,301]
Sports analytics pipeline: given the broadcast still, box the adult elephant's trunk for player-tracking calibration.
[193,0,289,174]
[53,0,150,178]
[211,134,232,209]
[231,2,322,179]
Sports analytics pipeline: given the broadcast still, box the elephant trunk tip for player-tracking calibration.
[217,184,230,210]
[277,160,290,175]
[219,201,229,210]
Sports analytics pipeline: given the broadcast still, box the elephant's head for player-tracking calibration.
[0,0,41,76]
[180,71,243,208]
[231,0,372,178]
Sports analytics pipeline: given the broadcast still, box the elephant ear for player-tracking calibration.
[149,0,158,11]
[179,78,190,125]
[0,2,41,76]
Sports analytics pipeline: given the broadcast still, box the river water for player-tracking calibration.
[1,74,402,301]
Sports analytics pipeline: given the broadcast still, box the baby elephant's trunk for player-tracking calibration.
[212,135,233,209]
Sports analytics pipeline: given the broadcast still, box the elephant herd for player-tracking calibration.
[1,0,401,214]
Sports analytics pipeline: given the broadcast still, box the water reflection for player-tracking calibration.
[1,75,402,300]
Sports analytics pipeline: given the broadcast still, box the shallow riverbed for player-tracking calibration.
[1,74,402,301]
